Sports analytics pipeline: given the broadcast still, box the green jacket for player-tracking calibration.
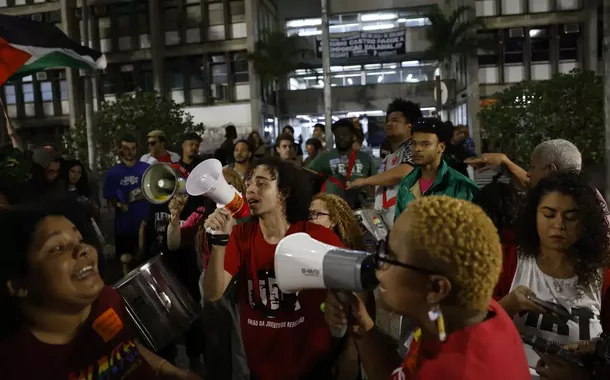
[395,159,479,221]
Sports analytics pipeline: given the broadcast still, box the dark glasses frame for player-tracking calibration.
[374,239,439,275]
[309,210,330,220]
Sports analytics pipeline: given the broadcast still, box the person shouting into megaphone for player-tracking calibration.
[202,156,352,380]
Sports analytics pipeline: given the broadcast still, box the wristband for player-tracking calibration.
[208,233,230,246]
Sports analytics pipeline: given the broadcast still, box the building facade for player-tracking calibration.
[0,0,278,149]
[276,0,600,151]
[0,0,601,150]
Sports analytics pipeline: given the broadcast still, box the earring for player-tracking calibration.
[428,304,446,342]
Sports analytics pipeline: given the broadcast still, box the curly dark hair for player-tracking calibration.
[0,201,101,337]
[518,171,610,293]
[256,156,312,223]
[472,172,522,234]
[386,98,423,124]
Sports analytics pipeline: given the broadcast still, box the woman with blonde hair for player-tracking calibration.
[309,193,367,380]
[310,193,364,250]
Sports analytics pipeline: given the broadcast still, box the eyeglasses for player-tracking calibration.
[309,210,330,220]
[374,239,439,274]
[147,140,157,146]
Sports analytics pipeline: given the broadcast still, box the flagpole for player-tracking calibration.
[0,97,23,151]
[81,0,98,176]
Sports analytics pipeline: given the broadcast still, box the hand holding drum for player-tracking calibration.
[204,208,236,235]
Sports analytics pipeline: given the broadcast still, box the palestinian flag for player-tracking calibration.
[0,14,106,86]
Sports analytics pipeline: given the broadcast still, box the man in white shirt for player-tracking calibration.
[347,98,423,227]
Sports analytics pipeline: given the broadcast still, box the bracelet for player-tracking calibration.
[155,359,167,377]
[208,233,230,246]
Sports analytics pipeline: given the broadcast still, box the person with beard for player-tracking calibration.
[179,133,203,172]
[346,98,421,227]
[394,118,479,220]
[225,139,252,179]
[307,119,374,209]
[203,157,346,380]
[103,135,150,266]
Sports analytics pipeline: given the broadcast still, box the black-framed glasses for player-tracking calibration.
[147,140,157,146]
[374,239,439,275]
[309,210,330,220]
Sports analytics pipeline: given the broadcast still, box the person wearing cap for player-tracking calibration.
[140,130,180,164]
[394,117,479,221]
[306,118,374,209]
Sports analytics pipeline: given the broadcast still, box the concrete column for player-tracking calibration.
[148,0,165,95]
[61,0,82,129]
[90,8,102,110]
[464,0,481,155]
[585,0,599,73]
[246,0,262,132]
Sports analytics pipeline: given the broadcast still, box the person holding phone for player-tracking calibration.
[494,171,610,379]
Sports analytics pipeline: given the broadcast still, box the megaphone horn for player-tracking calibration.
[141,163,187,204]
[274,233,378,295]
[186,159,249,220]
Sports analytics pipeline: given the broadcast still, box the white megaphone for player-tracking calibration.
[275,233,378,337]
[141,163,187,204]
[186,159,249,223]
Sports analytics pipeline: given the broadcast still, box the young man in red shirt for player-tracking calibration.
[203,156,345,380]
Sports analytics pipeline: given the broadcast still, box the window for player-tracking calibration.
[23,83,34,103]
[232,52,249,83]
[139,62,154,92]
[164,7,179,31]
[230,1,245,23]
[60,80,69,100]
[186,56,205,89]
[120,67,136,93]
[3,85,16,105]
[559,24,579,61]
[211,55,228,84]
[116,10,131,37]
[166,58,184,90]
[186,5,202,29]
[477,30,500,66]
[504,29,524,64]
[137,11,149,35]
[99,17,111,39]
[40,82,53,102]
[530,28,550,62]
[100,69,118,95]
[207,2,225,26]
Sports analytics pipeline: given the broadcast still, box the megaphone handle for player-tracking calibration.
[330,291,349,338]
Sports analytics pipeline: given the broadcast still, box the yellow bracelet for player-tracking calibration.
[155,359,167,377]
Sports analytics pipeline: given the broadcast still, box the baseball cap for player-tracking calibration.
[147,130,166,139]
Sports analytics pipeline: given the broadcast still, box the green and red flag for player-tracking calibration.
[0,14,106,86]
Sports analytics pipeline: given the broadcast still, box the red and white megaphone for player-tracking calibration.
[186,159,249,222]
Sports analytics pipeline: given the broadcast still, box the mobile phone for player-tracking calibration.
[527,294,574,322]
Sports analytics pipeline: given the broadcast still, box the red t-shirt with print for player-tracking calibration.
[224,220,343,380]
[390,299,530,380]
[0,286,156,380]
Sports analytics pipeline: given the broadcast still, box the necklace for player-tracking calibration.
[553,278,564,293]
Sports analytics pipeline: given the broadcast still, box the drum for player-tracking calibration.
[113,254,200,351]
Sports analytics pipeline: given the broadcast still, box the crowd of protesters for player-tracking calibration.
[0,96,609,380]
